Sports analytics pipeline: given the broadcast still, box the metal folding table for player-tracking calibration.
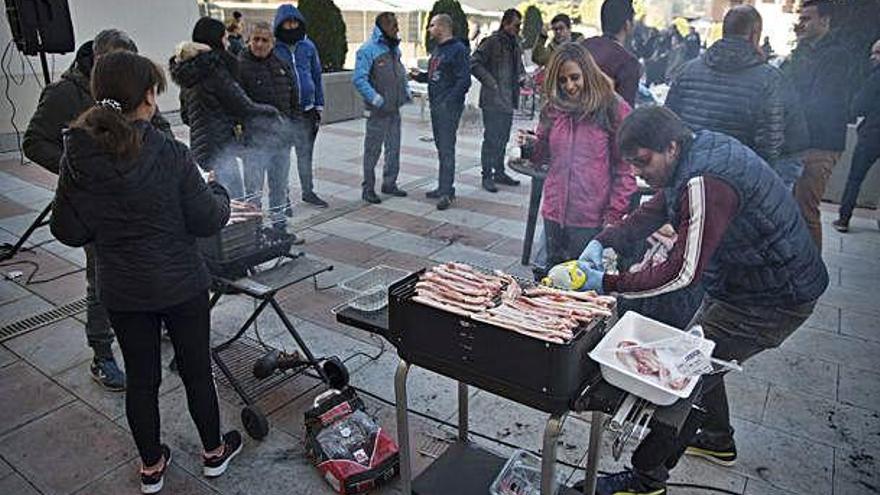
[336,305,697,495]
[209,252,333,439]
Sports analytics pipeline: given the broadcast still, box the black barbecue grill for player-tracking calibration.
[199,222,296,280]
[388,270,608,415]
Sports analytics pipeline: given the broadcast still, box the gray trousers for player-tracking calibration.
[242,147,291,214]
[362,110,401,192]
[84,244,114,359]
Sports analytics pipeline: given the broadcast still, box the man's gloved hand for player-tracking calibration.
[581,264,605,294]
[578,240,604,270]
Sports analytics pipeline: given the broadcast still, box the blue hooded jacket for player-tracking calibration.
[353,25,410,110]
[273,5,323,111]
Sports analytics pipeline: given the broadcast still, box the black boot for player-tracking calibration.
[481,177,498,193]
[362,190,382,204]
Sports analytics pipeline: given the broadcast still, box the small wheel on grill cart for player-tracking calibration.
[241,405,269,440]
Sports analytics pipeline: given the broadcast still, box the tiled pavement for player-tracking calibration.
[0,106,878,495]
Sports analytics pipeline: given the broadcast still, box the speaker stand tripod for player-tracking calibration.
[0,41,54,262]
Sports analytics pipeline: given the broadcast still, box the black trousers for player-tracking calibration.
[109,292,221,466]
[630,296,815,484]
[480,109,513,178]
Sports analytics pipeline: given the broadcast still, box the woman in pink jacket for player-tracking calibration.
[526,42,636,266]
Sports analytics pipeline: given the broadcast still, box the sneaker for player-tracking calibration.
[381,186,408,197]
[831,218,849,233]
[425,188,442,199]
[362,190,382,204]
[493,172,520,186]
[481,177,498,193]
[436,195,453,210]
[685,433,738,467]
[140,444,171,494]
[203,431,243,478]
[302,192,328,208]
[574,470,666,495]
[90,356,126,392]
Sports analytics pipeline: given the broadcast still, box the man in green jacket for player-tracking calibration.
[531,14,582,67]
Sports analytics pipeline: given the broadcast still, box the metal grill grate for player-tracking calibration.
[0,298,88,343]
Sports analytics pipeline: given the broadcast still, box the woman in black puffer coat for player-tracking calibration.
[171,17,280,199]
[51,51,242,494]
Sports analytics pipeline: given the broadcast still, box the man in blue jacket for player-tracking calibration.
[273,4,328,208]
[353,12,411,204]
[410,14,471,210]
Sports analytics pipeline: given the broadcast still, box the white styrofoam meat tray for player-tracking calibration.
[589,311,714,405]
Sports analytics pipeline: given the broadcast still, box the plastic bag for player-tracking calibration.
[603,325,742,391]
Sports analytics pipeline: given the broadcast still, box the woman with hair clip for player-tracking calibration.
[522,42,636,267]
[49,51,241,494]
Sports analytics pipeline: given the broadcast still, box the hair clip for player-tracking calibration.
[96,99,123,112]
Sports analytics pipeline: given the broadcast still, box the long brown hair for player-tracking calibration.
[542,42,618,130]
[70,51,166,160]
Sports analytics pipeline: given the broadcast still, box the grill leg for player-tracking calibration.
[583,411,605,495]
[269,297,330,383]
[395,360,413,494]
[541,413,564,495]
[458,382,468,441]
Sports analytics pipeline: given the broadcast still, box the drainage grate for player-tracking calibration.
[0,298,88,342]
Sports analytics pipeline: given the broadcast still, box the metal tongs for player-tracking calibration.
[607,394,655,460]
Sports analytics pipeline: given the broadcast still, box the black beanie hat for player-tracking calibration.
[192,17,226,50]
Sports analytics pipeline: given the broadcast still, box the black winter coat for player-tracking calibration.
[852,65,880,142]
[470,30,524,113]
[24,44,172,174]
[783,35,851,152]
[170,43,279,169]
[666,37,784,162]
[50,121,230,312]
[238,49,300,146]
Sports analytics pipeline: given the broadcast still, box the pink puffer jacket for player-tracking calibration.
[533,99,636,228]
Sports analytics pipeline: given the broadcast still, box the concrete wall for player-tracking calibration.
[0,0,200,139]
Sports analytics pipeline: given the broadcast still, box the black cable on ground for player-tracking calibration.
[0,258,84,285]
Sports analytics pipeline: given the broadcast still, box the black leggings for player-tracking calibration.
[109,292,221,466]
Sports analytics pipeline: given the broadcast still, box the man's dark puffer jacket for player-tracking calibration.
[666,37,784,162]
[50,121,230,312]
[170,42,279,169]
[238,49,300,146]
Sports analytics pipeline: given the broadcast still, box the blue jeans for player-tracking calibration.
[292,111,320,196]
[839,137,880,220]
[431,101,464,195]
[211,154,244,200]
[772,155,805,192]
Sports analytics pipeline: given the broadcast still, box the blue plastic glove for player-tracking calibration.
[578,240,604,270]
[574,261,605,294]
[582,265,605,294]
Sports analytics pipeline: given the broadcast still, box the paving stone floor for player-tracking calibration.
[0,105,878,495]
